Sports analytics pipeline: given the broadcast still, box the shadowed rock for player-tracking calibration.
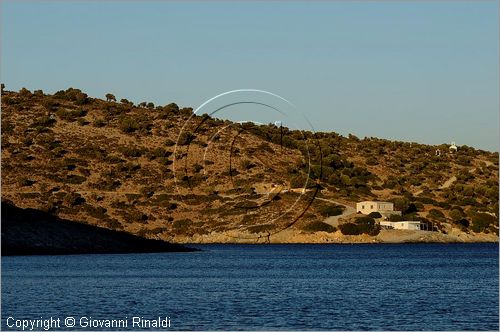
[1,201,198,255]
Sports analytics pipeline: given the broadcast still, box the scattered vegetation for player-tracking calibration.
[302,221,336,233]
[1,87,498,240]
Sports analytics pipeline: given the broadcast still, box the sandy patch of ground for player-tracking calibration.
[439,176,457,189]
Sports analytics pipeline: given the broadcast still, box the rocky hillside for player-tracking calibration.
[1,86,498,242]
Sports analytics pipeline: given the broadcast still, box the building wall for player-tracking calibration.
[379,221,421,230]
[396,222,420,230]
[356,201,394,214]
[377,202,394,211]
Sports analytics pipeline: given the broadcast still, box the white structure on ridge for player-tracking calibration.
[449,141,457,153]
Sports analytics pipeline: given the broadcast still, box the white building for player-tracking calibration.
[449,141,458,153]
[356,201,402,219]
[380,221,421,231]
[356,201,394,214]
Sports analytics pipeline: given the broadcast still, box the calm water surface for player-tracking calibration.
[1,243,498,330]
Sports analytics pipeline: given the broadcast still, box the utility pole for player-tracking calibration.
[275,121,283,152]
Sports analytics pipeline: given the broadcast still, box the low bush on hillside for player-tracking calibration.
[63,192,85,206]
[365,157,378,166]
[147,147,172,160]
[104,218,123,230]
[428,209,445,220]
[315,204,344,217]
[177,132,195,146]
[56,109,86,122]
[83,204,108,219]
[119,145,143,158]
[339,223,362,235]
[172,218,192,234]
[91,177,121,191]
[454,218,470,229]
[302,221,336,233]
[368,211,382,218]
[339,217,380,236]
[240,159,256,170]
[54,88,89,105]
[30,115,55,128]
[18,177,35,187]
[471,212,498,233]
[93,118,106,127]
[119,117,140,133]
[388,214,403,222]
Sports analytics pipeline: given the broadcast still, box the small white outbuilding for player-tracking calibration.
[380,221,421,230]
[449,141,458,153]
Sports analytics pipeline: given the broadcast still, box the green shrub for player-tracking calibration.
[163,103,179,113]
[18,178,35,187]
[449,209,463,221]
[240,159,256,170]
[290,173,308,188]
[177,132,195,146]
[119,146,143,158]
[119,117,139,133]
[64,174,86,184]
[91,177,121,191]
[125,210,148,224]
[388,214,403,222]
[56,109,86,122]
[455,218,470,228]
[471,213,498,233]
[30,115,55,128]
[258,142,274,153]
[368,211,382,218]
[366,157,378,166]
[106,154,123,164]
[355,216,376,225]
[93,118,106,127]
[84,204,107,219]
[147,147,172,159]
[104,218,123,230]
[339,217,380,236]
[165,139,176,146]
[316,205,344,217]
[339,223,361,235]
[63,192,85,206]
[125,193,142,202]
[172,218,192,234]
[428,209,445,220]
[302,221,336,233]
[417,196,436,204]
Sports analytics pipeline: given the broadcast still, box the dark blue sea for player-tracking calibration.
[1,243,498,331]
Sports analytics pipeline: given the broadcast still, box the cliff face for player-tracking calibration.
[1,87,498,244]
[1,202,197,255]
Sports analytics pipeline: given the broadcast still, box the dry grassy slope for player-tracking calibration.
[1,89,320,241]
[1,88,498,242]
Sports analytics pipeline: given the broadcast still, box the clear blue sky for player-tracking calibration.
[2,1,498,151]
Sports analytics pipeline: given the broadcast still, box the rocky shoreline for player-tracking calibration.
[1,202,198,255]
[171,228,499,244]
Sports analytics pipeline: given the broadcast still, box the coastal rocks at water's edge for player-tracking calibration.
[172,228,498,244]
